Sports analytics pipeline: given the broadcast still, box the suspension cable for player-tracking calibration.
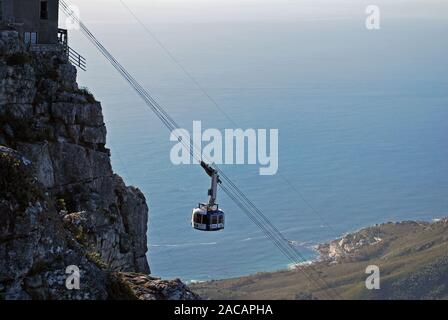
[59,0,343,300]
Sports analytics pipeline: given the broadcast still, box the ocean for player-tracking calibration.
[69,0,448,281]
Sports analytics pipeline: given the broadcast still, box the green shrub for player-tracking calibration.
[105,272,138,300]
[47,69,59,81]
[6,53,31,66]
[56,198,67,211]
[86,251,107,270]
[27,260,50,277]
[78,86,97,103]
[0,151,41,209]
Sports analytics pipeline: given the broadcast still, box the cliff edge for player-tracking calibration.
[0,31,197,300]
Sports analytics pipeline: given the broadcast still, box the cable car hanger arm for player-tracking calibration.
[200,161,221,208]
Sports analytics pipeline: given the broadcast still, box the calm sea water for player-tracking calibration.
[69,1,448,281]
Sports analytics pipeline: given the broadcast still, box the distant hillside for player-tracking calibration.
[191,218,448,300]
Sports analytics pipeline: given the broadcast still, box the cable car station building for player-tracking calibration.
[0,0,59,44]
[0,0,86,70]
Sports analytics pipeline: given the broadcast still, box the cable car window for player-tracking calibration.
[194,214,202,224]
[212,216,218,224]
[202,215,209,225]
[219,215,224,224]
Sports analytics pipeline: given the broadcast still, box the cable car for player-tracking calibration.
[191,204,225,231]
[191,162,225,231]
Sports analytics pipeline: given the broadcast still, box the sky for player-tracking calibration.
[62,0,448,25]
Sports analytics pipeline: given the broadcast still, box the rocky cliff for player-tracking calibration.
[0,30,197,300]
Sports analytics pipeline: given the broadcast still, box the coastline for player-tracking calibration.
[190,217,448,299]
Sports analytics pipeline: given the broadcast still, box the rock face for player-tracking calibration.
[316,226,383,263]
[0,145,108,299]
[0,31,197,299]
[107,272,200,300]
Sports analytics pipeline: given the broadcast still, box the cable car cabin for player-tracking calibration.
[192,203,225,231]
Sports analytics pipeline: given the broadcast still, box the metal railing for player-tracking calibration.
[58,28,86,71]
[67,45,86,71]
